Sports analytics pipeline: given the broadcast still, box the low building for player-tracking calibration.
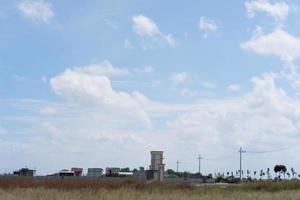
[13,168,36,177]
[59,169,75,177]
[106,167,120,177]
[187,174,215,184]
[133,170,146,180]
[87,168,103,177]
[71,168,83,176]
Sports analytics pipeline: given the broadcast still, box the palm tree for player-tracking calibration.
[287,172,291,179]
[259,170,265,180]
[247,170,251,179]
[291,168,297,179]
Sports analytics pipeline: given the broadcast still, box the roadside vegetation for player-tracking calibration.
[1,178,300,200]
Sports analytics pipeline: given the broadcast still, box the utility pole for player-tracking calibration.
[176,160,180,173]
[239,147,246,182]
[197,155,202,175]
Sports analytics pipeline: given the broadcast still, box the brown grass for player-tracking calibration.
[1,177,300,200]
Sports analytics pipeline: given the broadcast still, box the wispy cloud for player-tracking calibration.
[132,15,176,48]
[17,0,54,24]
[245,0,289,22]
[198,16,218,38]
[170,72,188,84]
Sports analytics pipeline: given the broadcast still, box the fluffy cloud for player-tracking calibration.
[198,16,218,38]
[17,0,54,24]
[3,73,300,174]
[50,65,151,126]
[167,74,300,161]
[132,15,160,37]
[241,28,300,62]
[132,15,176,48]
[170,72,188,84]
[245,0,289,21]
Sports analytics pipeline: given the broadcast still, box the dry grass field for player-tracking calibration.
[1,177,300,200]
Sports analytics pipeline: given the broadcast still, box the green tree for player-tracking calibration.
[120,167,130,172]
[139,167,145,171]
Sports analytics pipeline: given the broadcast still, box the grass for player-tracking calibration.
[1,177,300,199]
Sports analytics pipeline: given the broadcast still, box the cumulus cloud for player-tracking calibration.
[17,0,54,24]
[50,65,151,127]
[4,73,300,174]
[168,74,300,153]
[241,28,300,62]
[245,0,289,21]
[170,72,188,84]
[132,15,176,48]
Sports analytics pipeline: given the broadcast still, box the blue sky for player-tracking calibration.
[1,0,300,176]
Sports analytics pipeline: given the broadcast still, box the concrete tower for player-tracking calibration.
[149,151,165,182]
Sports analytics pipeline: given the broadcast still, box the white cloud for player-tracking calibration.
[245,0,289,21]
[164,34,176,47]
[198,16,218,38]
[241,28,300,62]
[74,61,130,77]
[132,15,176,48]
[170,72,188,84]
[227,84,241,92]
[199,16,217,31]
[132,15,160,37]
[50,65,151,127]
[167,74,300,156]
[4,73,300,174]
[17,0,54,24]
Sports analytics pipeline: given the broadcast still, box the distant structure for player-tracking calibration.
[147,151,165,182]
[133,170,146,180]
[87,168,103,177]
[59,169,75,177]
[13,168,36,177]
[71,168,83,176]
[105,167,120,177]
